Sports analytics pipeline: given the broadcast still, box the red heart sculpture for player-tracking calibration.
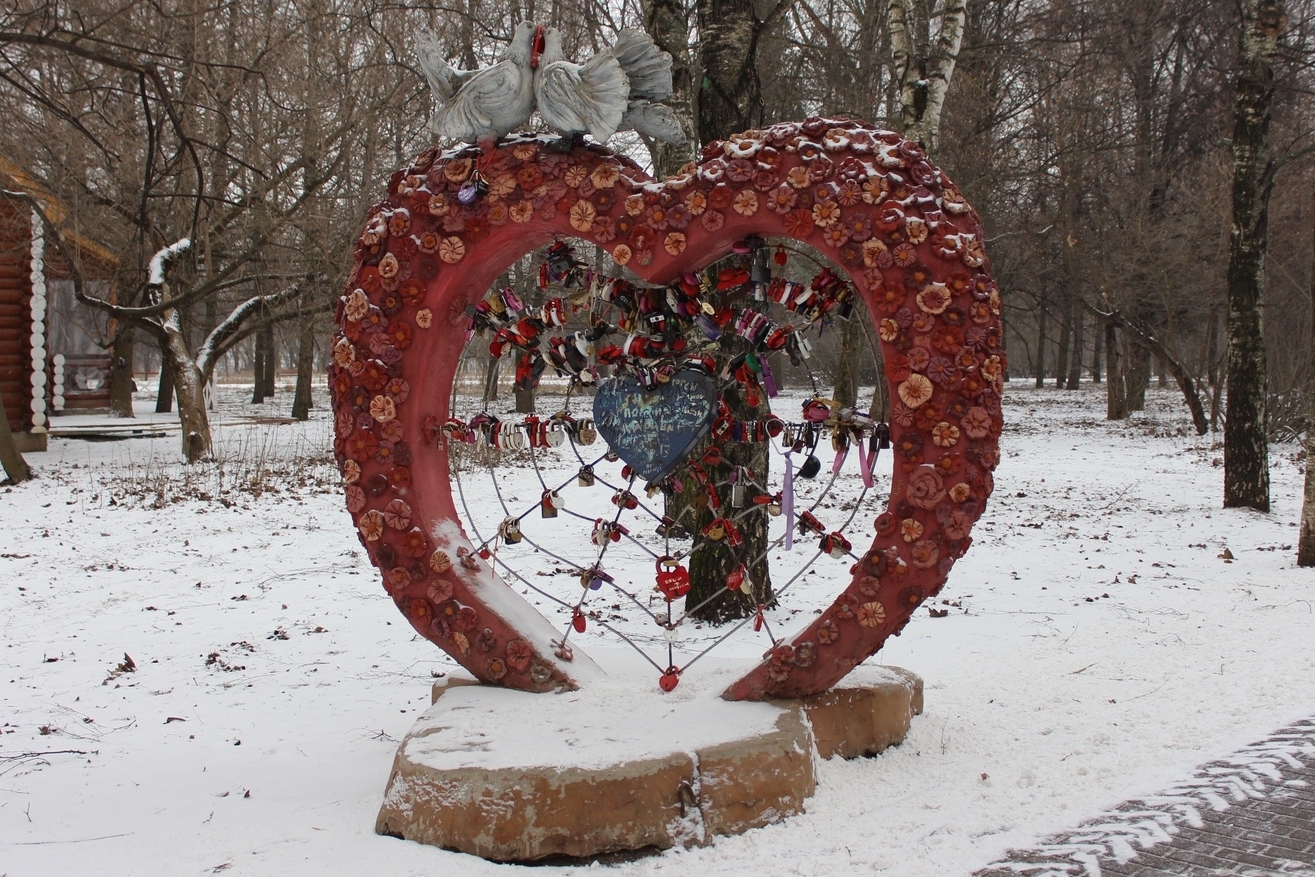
[330,118,1003,700]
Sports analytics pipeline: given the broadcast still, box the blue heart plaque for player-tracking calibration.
[593,370,718,482]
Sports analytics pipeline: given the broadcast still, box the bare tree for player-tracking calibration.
[0,1,425,460]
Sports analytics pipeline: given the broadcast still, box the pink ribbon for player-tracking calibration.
[856,436,875,489]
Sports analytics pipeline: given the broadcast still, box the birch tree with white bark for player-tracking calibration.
[887,0,968,157]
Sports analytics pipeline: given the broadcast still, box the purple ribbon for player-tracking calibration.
[783,453,795,551]
[760,358,778,398]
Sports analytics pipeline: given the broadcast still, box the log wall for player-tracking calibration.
[0,197,32,434]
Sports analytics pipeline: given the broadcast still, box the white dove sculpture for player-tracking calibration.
[611,29,686,145]
[533,27,631,145]
[416,21,542,149]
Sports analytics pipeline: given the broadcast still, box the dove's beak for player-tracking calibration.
[531,25,544,69]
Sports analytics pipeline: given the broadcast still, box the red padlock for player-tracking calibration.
[572,607,587,633]
[659,666,681,692]
[655,556,691,601]
[822,531,852,559]
[726,563,748,591]
[722,519,743,547]
[798,510,826,535]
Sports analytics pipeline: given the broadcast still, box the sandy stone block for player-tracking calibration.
[377,740,694,861]
[695,705,816,838]
[801,668,923,759]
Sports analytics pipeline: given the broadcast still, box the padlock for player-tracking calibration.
[581,566,612,590]
[457,171,488,204]
[655,556,691,601]
[659,666,681,692]
[822,531,852,559]
[703,518,726,541]
[541,489,563,518]
[612,490,639,510]
[726,563,748,591]
[572,607,587,633]
[498,516,523,544]
[798,454,822,479]
[576,418,597,445]
[723,519,743,547]
[798,510,825,535]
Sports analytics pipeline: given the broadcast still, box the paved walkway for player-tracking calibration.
[975,718,1315,877]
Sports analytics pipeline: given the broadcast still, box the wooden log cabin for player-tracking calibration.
[1,160,118,451]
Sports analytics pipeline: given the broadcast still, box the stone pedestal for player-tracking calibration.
[376,666,922,862]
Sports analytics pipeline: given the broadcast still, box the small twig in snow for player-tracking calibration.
[12,832,132,845]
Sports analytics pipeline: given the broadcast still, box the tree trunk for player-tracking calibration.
[683,5,779,622]
[686,337,770,623]
[251,325,269,404]
[1298,210,1315,565]
[869,360,891,420]
[259,323,276,399]
[155,354,175,413]
[1199,302,1218,386]
[643,0,696,177]
[1055,296,1072,389]
[1091,320,1103,383]
[1125,341,1150,411]
[0,391,32,483]
[161,324,211,462]
[1066,307,1083,389]
[1223,0,1283,513]
[1106,319,1127,420]
[1034,303,1046,388]
[696,0,765,142]
[514,386,535,414]
[887,0,969,156]
[1113,313,1210,435]
[291,324,314,421]
[109,325,136,417]
[833,317,861,409]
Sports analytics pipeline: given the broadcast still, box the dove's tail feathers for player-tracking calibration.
[416,31,463,103]
[622,100,687,145]
[611,29,673,102]
[577,53,630,142]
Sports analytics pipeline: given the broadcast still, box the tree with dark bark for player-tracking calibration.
[1223,0,1286,512]
[1298,207,1315,565]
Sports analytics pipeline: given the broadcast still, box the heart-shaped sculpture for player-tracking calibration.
[593,369,717,481]
[330,118,1004,700]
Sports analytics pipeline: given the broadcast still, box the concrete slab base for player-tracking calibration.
[376,667,921,861]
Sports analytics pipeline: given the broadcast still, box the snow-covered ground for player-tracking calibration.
[3,380,1314,877]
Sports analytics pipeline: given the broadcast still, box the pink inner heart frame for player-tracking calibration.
[329,117,1004,701]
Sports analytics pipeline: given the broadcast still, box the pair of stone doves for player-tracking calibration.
[415,21,686,149]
